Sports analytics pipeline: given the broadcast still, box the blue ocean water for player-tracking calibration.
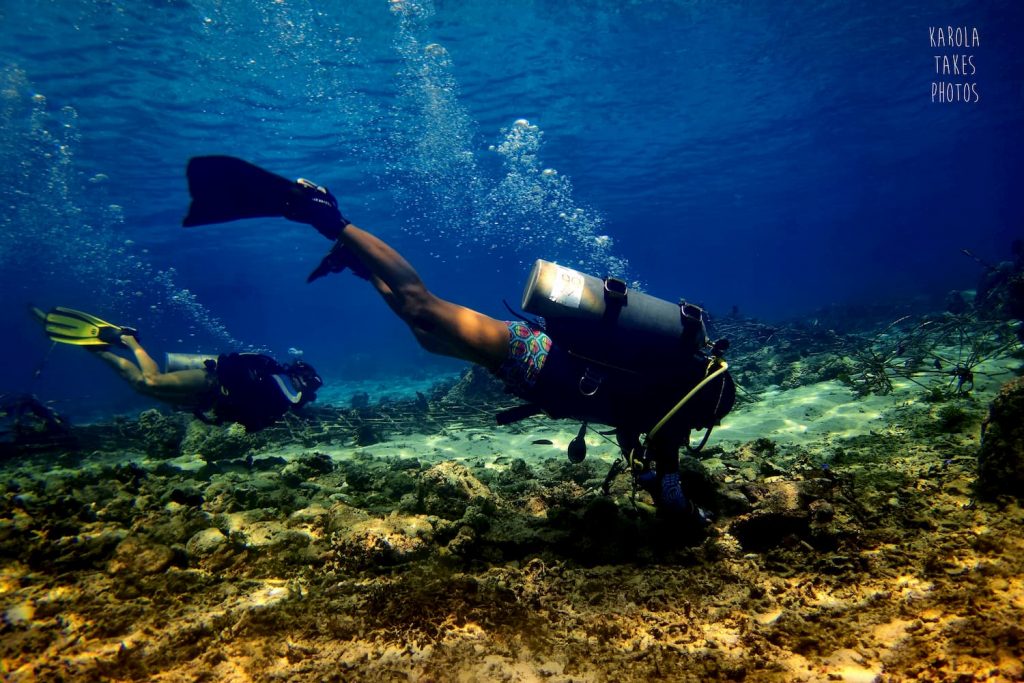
[1,0,1022,421]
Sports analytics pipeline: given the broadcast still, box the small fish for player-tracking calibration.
[933,359,942,369]
[532,439,553,445]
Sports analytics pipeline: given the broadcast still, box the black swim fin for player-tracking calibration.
[183,156,349,240]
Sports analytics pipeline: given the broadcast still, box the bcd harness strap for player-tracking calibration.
[601,275,708,356]
[679,301,706,352]
[602,276,628,323]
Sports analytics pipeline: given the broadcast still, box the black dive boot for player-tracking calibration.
[285,178,351,240]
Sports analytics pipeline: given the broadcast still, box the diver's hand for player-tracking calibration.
[284,179,351,241]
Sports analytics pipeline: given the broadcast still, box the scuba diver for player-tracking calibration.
[182,156,735,526]
[32,306,322,432]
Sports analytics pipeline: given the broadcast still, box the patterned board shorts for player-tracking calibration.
[495,321,553,393]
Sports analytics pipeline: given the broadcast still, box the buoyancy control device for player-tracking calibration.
[513,260,735,450]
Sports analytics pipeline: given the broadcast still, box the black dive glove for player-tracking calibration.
[283,179,351,241]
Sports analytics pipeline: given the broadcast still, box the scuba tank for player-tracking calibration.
[165,352,219,373]
[521,259,709,370]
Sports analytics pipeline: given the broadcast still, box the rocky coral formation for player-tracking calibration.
[180,420,267,462]
[417,461,492,519]
[977,376,1024,498]
[135,409,187,459]
[439,366,508,404]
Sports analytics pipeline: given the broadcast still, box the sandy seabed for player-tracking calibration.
[1,366,1023,683]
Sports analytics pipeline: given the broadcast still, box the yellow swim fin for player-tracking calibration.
[36,306,137,348]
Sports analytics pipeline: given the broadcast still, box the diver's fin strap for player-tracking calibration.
[495,403,544,426]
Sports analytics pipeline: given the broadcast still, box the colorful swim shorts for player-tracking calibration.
[496,321,553,393]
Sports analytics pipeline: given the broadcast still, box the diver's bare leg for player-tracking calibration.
[361,274,465,359]
[121,337,212,392]
[89,339,212,398]
[90,348,146,385]
[338,224,510,368]
[123,336,161,378]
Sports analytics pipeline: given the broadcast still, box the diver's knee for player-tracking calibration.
[397,287,439,330]
[411,328,446,355]
[124,376,148,393]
